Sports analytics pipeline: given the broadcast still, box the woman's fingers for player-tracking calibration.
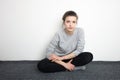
[50,54,61,62]
[69,59,73,63]
[64,59,75,71]
[51,58,58,62]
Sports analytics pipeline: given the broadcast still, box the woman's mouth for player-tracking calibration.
[68,27,73,29]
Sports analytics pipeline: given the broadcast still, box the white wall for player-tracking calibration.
[0,0,120,61]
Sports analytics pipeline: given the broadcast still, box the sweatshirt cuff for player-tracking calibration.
[73,50,82,56]
[46,53,52,59]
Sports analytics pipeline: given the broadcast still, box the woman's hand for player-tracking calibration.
[49,54,63,62]
[63,59,75,71]
[49,54,75,71]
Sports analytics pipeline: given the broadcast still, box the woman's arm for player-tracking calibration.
[46,33,59,58]
[53,59,75,71]
[49,53,75,61]
[61,53,76,60]
[49,54,75,71]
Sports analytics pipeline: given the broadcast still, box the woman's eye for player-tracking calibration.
[66,21,70,23]
[73,21,76,23]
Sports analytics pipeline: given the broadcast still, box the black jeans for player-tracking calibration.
[37,52,93,73]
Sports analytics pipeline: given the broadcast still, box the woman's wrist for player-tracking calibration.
[61,56,66,60]
[54,60,67,67]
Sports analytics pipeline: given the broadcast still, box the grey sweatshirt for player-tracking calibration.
[46,27,85,58]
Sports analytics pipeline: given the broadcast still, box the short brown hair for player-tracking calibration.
[62,11,78,22]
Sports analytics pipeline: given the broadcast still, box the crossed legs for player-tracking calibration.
[37,52,93,73]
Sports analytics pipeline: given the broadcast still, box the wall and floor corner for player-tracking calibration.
[0,0,120,61]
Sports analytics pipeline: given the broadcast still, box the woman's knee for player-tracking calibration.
[83,52,93,62]
[37,58,66,73]
[87,52,93,60]
[79,52,93,62]
[37,62,45,72]
[37,59,50,73]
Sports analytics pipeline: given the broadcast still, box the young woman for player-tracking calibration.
[37,11,93,73]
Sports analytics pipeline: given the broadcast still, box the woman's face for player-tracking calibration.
[64,16,77,32]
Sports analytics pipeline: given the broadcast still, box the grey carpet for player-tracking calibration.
[0,61,120,80]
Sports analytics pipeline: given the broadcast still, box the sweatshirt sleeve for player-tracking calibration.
[73,28,85,56]
[46,33,59,58]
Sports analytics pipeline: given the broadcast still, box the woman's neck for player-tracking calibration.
[64,29,74,35]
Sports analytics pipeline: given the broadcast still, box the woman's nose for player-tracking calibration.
[70,22,72,25]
